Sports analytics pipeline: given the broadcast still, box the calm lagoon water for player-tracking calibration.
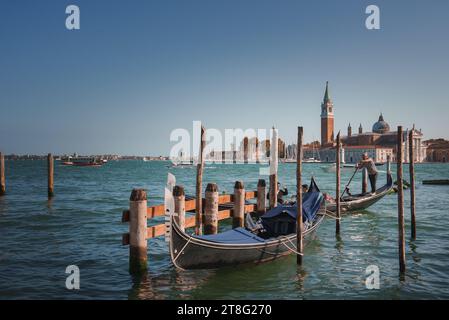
[0,160,448,299]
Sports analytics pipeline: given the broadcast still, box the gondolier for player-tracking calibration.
[356,153,378,194]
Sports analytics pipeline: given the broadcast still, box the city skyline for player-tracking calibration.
[1,0,449,156]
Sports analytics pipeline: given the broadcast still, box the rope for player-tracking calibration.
[322,210,341,220]
[172,234,193,263]
[279,236,304,256]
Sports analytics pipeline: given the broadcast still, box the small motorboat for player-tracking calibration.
[169,179,325,270]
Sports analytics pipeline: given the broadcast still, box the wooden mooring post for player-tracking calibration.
[173,186,186,232]
[269,127,278,209]
[296,127,303,265]
[397,126,406,274]
[409,130,416,240]
[335,132,341,235]
[195,126,206,235]
[387,155,391,174]
[243,137,249,164]
[257,179,266,215]
[362,167,368,194]
[47,153,54,198]
[204,183,219,234]
[233,181,245,228]
[129,189,148,274]
[0,152,5,196]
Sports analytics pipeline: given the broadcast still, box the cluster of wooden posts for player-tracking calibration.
[0,152,54,199]
[0,124,418,277]
[121,125,417,276]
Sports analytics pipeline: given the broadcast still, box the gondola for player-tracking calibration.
[169,179,326,270]
[326,172,393,213]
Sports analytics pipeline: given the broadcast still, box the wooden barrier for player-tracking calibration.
[0,152,5,196]
[122,186,260,243]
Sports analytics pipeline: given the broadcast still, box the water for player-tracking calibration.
[0,160,448,299]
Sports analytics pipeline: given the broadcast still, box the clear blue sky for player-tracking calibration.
[1,0,448,155]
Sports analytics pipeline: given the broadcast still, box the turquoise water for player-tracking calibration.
[0,160,448,299]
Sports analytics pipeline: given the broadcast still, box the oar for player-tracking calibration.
[340,167,359,199]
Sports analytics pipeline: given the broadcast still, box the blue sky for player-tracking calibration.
[1,0,448,155]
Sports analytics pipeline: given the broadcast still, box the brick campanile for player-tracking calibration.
[320,81,334,146]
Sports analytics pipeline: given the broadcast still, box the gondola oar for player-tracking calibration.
[340,167,358,199]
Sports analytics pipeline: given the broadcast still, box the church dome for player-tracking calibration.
[372,113,390,134]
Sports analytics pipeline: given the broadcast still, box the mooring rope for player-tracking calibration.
[172,234,194,263]
[321,210,341,220]
[279,236,304,256]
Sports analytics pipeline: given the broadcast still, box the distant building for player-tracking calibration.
[305,82,426,163]
[425,139,449,162]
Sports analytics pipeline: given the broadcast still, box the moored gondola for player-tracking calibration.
[169,180,326,270]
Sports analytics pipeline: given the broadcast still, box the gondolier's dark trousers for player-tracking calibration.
[369,173,377,193]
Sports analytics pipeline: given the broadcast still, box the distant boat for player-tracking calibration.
[61,156,104,167]
[142,157,149,162]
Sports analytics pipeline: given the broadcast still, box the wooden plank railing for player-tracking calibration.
[122,182,264,245]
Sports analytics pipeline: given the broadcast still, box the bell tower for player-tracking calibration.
[320,81,334,146]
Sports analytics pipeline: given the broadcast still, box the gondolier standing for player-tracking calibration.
[356,153,378,194]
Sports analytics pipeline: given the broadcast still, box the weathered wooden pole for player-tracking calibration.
[269,127,278,208]
[397,126,406,274]
[409,130,416,240]
[362,167,368,194]
[387,154,391,175]
[255,138,260,164]
[195,126,206,235]
[243,137,249,164]
[129,189,148,274]
[173,186,186,232]
[233,181,245,228]
[256,179,266,215]
[204,183,219,235]
[296,127,304,265]
[335,132,341,235]
[0,152,5,196]
[47,153,54,198]
[222,151,226,164]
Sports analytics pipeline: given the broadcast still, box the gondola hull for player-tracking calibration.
[327,173,393,213]
[169,213,325,270]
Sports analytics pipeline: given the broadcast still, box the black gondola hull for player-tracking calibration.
[169,214,325,270]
